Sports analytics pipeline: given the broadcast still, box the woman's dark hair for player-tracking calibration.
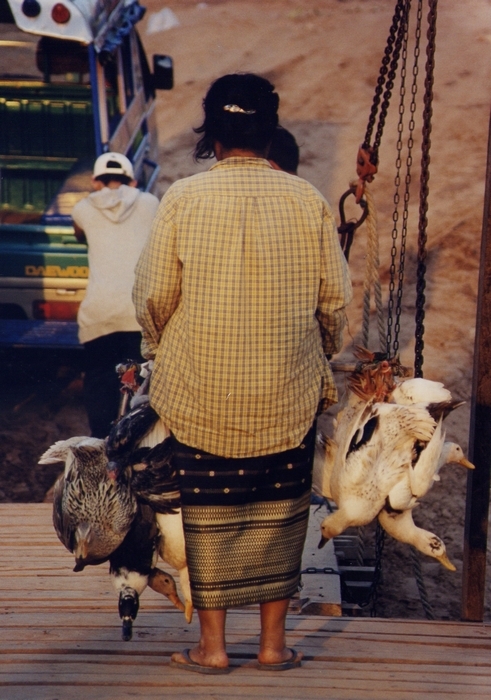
[194,73,279,160]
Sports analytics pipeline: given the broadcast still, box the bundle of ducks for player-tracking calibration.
[313,347,474,570]
[41,363,191,641]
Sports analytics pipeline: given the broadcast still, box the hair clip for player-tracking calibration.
[223,104,256,115]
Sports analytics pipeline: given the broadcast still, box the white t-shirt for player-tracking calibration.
[72,185,159,343]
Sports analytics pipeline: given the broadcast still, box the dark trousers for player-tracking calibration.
[83,331,144,438]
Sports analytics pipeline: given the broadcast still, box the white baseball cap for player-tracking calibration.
[93,152,134,179]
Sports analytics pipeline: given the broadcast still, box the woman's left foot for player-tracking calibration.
[257,647,303,671]
[170,648,231,675]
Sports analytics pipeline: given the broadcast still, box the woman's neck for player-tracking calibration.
[214,143,268,161]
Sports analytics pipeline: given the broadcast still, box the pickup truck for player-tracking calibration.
[0,0,172,348]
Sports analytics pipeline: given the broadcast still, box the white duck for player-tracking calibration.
[317,359,473,569]
[379,437,474,571]
[136,417,193,623]
[318,399,437,545]
[378,509,455,569]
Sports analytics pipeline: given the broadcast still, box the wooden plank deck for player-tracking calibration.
[1,504,490,700]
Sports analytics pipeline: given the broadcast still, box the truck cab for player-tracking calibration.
[0,0,172,346]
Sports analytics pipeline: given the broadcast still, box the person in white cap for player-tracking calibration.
[72,152,159,437]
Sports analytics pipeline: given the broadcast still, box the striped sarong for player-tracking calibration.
[172,425,315,609]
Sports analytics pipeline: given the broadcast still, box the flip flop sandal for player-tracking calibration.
[257,647,303,671]
[170,648,231,675]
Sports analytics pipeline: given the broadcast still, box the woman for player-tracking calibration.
[133,73,352,673]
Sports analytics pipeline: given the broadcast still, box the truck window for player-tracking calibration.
[0,24,89,84]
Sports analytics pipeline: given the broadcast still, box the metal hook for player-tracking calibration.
[338,185,368,261]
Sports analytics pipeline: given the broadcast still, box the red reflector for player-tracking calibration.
[51,3,71,23]
[33,300,79,321]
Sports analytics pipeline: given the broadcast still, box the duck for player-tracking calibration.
[317,352,473,569]
[43,432,185,640]
[377,508,455,570]
[384,378,471,507]
[105,401,193,623]
[318,400,437,545]
[109,502,184,640]
[42,436,137,571]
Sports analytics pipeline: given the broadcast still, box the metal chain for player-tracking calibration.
[386,0,410,354]
[414,0,438,377]
[410,546,436,619]
[363,0,409,158]
[369,522,386,617]
[372,2,409,157]
[387,0,423,355]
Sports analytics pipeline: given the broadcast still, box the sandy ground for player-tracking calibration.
[1,0,490,620]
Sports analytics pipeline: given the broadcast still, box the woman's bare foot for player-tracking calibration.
[171,646,229,670]
[257,647,303,666]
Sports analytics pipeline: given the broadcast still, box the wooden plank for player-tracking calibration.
[2,503,491,700]
[1,666,490,698]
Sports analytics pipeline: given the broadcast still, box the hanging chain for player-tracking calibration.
[414,0,438,377]
[386,0,410,354]
[363,0,409,164]
[369,522,386,617]
[410,546,436,620]
[387,0,423,355]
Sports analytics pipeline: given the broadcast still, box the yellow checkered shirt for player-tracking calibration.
[133,157,352,457]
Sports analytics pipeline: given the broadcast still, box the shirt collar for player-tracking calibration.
[209,157,273,171]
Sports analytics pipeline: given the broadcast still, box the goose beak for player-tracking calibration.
[318,536,329,549]
[437,552,456,571]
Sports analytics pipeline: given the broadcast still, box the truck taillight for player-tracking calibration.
[33,301,79,321]
[51,3,71,23]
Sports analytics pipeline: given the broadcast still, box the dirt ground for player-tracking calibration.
[1,0,490,621]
